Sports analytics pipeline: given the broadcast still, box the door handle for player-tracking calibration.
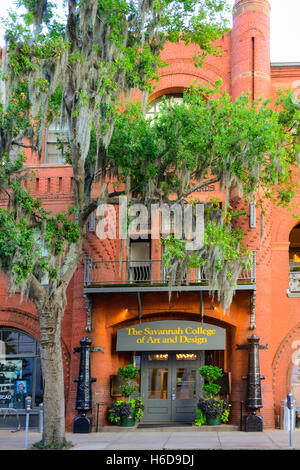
[171,393,176,401]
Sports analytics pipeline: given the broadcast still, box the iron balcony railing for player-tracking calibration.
[84,251,256,287]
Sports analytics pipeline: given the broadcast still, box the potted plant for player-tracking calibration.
[108,364,144,427]
[195,365,231,426]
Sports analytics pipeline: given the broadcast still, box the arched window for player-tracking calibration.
[289,223,300,269]
[289,224,300,294]
[146,93,183,119]
[0,328,43,409]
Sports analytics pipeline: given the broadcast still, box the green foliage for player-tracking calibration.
[197,397,231,422]
[194,407,206,426]
[199,365,223,397]
[0,154,81,286]
[109,84,299,205]
[108,397,144,423]
[109,365,144,423]
[0,1,233,298]
[220,408,230,423]
[195,401,230,425]
[108,83,299,308]
[0,0,233,447]
[32,439,73,450]
[162,236,187,267]
[118,364,140,382]
[119,385,137,398]
[196,365,231,426]
[117,364,140,399]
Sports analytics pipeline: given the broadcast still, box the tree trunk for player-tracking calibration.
[39,306,66,446]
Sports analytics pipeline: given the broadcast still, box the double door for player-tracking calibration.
[140,352,204,422]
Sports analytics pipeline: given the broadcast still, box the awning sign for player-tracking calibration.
[116,320,226,351]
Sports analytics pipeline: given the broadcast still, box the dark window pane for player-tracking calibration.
[148,368,168,399]
[19,333,34,343]
[0,359,23,408]
[0,329,43,407]
[2,331,18,355]
[176,369,196,399]
[19,333,35,354]
[18,342,35,354]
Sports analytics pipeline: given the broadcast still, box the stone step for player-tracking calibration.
[96,424,240,432]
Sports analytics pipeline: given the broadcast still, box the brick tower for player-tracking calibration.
[231,0,275,429]
[231,0,271,100]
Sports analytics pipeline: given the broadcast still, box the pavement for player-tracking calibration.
[0,428,300,451]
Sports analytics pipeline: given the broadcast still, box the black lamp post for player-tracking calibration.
[73,337,96,433]
[237,334,267,432]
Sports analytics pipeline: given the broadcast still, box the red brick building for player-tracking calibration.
[1,0,300,431]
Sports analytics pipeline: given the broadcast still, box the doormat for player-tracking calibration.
[137,423,193,428]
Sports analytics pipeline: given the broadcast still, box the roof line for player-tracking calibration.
[271,62,300,67]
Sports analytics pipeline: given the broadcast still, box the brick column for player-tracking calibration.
[231,0,271,100]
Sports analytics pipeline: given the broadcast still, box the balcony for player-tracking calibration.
[83,252,256,293]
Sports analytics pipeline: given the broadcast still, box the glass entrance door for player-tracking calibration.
[141,352,204,422]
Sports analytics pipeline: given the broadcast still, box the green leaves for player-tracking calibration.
[109,83,299,207]
[199,365,223,397]
[107,82,299,309]
[0,153,81,287]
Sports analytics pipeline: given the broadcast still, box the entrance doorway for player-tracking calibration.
[140,352,204,422]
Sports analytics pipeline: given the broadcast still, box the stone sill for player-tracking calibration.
[287,290,300,298]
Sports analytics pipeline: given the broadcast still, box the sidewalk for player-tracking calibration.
[0,428,299,450]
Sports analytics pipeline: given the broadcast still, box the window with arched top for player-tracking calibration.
[0,328,43,409]
[289,223,300,267]
[289,224,300,294]
[146,93,183,119]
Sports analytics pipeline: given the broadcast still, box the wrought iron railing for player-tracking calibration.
[84,252,256,287]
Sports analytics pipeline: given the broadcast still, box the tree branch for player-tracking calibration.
[180,176,220,200]
[12,141,38,150]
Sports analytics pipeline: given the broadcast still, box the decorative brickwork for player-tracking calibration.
[272,324,300,419]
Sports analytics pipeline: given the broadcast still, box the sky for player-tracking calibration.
[0,0,299,62]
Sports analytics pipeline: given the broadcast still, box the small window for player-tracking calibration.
[129,239,151,281]
[148,354,169,361]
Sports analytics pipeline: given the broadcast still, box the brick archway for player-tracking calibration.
[272,323,300,416]
[0,307,71,400]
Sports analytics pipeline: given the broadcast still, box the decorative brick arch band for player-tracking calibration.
[272,323,300,415]
[0,307,39,338]
[0,307,71,399]
[273,213,300,245]
[135,63,230,103]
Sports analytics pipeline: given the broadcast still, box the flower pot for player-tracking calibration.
[206,415,221,426]
[120,416,136,427]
